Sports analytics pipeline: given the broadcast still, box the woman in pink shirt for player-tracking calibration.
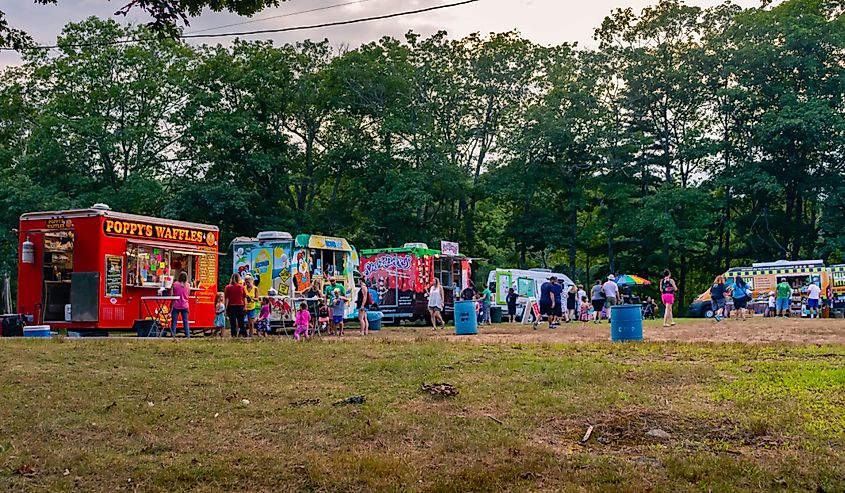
[170,272,191,338]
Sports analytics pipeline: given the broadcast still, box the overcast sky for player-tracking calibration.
[1,0,767,66]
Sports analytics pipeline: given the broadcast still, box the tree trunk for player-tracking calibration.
[569,205,577,282]
[679,254,687,311]
[791,191,803,260]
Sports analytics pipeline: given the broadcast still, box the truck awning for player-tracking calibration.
[308,235,351,252]
[127,239,222,255]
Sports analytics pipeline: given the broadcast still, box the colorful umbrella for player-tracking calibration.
[615,274,652,286]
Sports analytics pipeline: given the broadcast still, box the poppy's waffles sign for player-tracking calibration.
[103,219,218,248]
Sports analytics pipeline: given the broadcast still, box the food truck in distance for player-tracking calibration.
[291,233,360,319]
[232,231,295,323]
[487,268,575,320]
[688,260,831,318]
[17,204,220,333]
[830,264,845,310]
[232,231,294,295]
[359,243,471,324]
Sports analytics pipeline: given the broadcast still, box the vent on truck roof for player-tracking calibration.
[403,242,428,249]
[91,203,111,211]
[257,231,293,241]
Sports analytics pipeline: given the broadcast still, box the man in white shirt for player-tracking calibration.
[806,281,821,319]
[602,275,619,321]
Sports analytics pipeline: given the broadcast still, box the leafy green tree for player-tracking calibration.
[1,1,288,48]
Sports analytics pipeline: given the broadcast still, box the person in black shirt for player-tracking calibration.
[506,287,518,323]
[460,281,476,301]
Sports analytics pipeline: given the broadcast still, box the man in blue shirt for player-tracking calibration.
[549,277,563,328]
[538,278,554,329]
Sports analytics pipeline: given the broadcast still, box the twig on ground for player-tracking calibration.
[581,425,594,443]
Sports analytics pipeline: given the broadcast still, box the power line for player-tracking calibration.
[0,0,481,51]
[186,0,381,35]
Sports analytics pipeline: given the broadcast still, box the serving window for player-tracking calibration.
[126,245,170,287]
[313,249,345,279]
[125,244,199,288]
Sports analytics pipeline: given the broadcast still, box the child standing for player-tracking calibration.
[294,302,311,341]
[213,292,225,337]
[255,297,271,337]
[579,296,591,329]
[332,288,347,336]
[316,299,330,334]
[766,291,776,317]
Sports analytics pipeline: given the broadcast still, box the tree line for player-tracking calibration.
[1,0,843,307]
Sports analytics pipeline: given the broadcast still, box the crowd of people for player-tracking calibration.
[184,266,827,339]
[708,275,823,321]
[218,273,374,339]
[525,272,675,329]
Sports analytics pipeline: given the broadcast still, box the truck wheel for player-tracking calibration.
[704,308,714,319]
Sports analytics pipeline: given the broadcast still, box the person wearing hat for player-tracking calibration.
[775,278,793,317]
[766,291,776,317]
[602,274,619,322]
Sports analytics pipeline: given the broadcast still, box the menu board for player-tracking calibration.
[105,255,123,297]
[197,253,216,286]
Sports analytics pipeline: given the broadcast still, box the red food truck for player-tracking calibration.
[16,204,220,334]
[359,243,471,324]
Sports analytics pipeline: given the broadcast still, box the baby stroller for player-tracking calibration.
[641,299,657,320]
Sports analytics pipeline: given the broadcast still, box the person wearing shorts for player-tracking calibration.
[537,278,554,329]
[590,280,605,323]
[660,269,678,327]
[549,277,563,328]
[710,276,727,321]
[332,288,347,336]
[775,278,792,317]
[806,281,821,318]
[602,275,619,322]
[731,276,751,321]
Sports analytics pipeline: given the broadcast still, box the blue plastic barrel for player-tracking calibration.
[367,311,383,331]
[610,304,643,342]
[454,300,478,335]
[23,325,52,338]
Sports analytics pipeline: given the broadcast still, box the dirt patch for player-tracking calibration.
[533,406,796,458]
[370,318,845,345]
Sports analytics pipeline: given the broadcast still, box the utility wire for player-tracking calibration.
[0,0,481,51]
[186,0,380,34]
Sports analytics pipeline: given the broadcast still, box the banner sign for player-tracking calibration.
[441,241,459,256]
[103,218,218,248]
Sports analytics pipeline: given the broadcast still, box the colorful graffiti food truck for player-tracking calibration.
[232,231,295,322]
[233,232,360,320]
[232,231,294,296]
[17,205,220,333]
[359,243,471,324]
[688,260,831,318]
[827,264,845,311]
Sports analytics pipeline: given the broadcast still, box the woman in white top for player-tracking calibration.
[427,278,446,330]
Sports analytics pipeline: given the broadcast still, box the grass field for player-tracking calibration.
[1,320,844,492]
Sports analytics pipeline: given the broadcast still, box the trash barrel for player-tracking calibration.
[453,300,478,335]
[610,304,643,342]
[367,311,383,331]
[23,325,52,338]
[490,306,503,323]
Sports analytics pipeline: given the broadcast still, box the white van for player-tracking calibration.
[487,269,575,318]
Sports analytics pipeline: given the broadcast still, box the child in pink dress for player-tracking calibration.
[294,302,311,341]
[579,296,591,329]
